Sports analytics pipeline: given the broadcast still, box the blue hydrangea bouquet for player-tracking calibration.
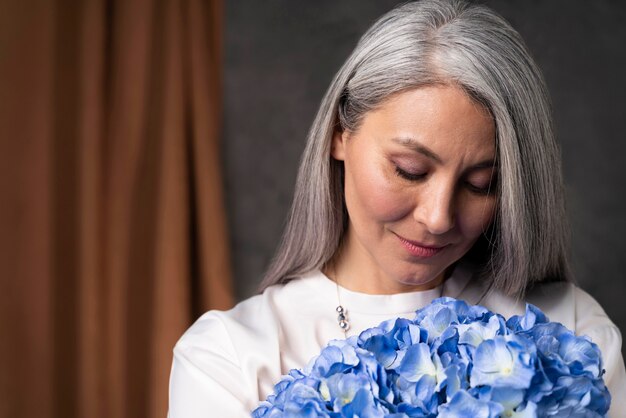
[252,297,611,417]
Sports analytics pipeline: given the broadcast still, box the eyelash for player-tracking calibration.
[394,166,497,196]
[466,183,496,196]
[394,166,426,181]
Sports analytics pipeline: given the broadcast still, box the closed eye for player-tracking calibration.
[395,166,426,182]
[465,179,497,195]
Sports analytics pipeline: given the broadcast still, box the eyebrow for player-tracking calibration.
[391,136,497,170]
[392,136,442,163]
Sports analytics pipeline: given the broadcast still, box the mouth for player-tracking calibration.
[395,233,449,258]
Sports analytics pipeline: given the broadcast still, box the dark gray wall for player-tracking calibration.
[223,1,626,356]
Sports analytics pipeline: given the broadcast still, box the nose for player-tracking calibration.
[413,184,455,235]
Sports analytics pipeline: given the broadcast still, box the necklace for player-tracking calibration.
[333,273,447,337]
[335,281,350,335]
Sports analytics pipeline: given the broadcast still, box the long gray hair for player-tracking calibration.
[259,0,571,298]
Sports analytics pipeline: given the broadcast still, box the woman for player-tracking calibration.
[169,0,626,416]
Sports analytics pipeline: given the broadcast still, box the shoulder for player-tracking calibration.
[172,271,332,390]
[170,274,331,404]
[458,277,622,364]
[174,285,279,363]
[170,276,323,415]
[170,291,276,417]
[476,280,619,338]
[529,282,626,415]
[483,282,623,379]
[454,271,618,338]
[463,279,626,414]
[174,293,266,362]
[525,281,619,340]
[171,292,275,405]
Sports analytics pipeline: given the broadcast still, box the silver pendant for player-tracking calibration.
[336,305,350,332]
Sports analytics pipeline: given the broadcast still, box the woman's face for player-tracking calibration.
[331,85,497,294]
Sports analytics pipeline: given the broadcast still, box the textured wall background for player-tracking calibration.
[223,1,626,356]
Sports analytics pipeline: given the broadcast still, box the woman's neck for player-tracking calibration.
[323,235,446,295]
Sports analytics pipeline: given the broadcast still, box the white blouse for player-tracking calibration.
[168,265,626,417]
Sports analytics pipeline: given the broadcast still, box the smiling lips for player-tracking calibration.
[396,234,448,258]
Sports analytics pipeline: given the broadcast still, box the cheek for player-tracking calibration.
[345,160,412,223]
[457,197,497,238]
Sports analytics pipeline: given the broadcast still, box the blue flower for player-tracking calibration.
[529,321,605,389]
[322,372,372,410]
[254,298,611,418]
[536,374,611,416]
[437,351,468,398]
[415,297,490,325]
[308,339,359,378]
[394,375,438,415]
[280,381,329,418]
[252,375,329,418]
[396,343,437,384]
[506,303,548,333]
[415,304,459,342]
[437,390,503,418]
[557,333,603,378]
[471,335,537,389]
[456,314,505,348]
[359,318,424,369]
[475,386,538,418]
[339,388,388,418]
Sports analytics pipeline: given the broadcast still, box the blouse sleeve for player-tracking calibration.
[168,313,253,418]
[574,288,626,417]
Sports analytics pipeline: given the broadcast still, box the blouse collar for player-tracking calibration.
[306,261,484,316]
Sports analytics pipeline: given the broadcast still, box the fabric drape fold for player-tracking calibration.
[0,0,232,417]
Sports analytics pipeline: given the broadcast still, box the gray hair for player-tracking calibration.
[260,0,571,298]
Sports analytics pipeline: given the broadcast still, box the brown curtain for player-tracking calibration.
[0,0,233,417]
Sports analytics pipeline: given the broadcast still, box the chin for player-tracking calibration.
[391,264,446,287]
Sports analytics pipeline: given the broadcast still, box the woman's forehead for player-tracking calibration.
[354,85,496,161]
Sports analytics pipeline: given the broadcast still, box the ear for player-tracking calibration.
[331,129,349,161]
